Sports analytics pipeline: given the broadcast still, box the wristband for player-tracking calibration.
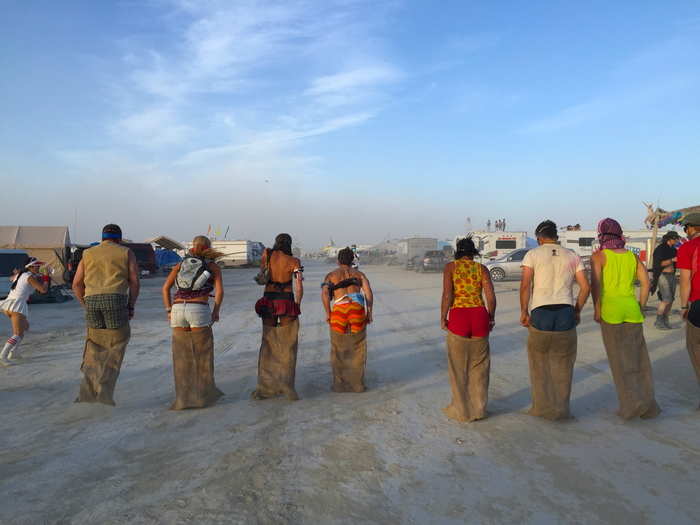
[681,306,689,310]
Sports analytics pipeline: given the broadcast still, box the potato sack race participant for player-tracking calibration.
[252,233,304,401]
[520,220,590,420]
[0,257,48,365]
[591,218,660,420]
[162,236,224,410]
[321,247,374,393]
[677,213,700,405]
[440,237,496,423]
[72,224,140,406]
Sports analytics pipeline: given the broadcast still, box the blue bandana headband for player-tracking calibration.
[102,232,122,240]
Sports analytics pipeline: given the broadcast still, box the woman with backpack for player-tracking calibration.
[0,257,48,365]
[162,236,224,409]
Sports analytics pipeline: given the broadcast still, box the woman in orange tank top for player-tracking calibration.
[440,237,497,422]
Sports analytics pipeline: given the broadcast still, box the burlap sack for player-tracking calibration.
[170,327,224,410]
[600,322,661,420]
[252,319,300,401]
[76,325,131,406]
[443,331,490,422]
[687,321,700,384]
[527,326,577,420]
[330,329,367,393]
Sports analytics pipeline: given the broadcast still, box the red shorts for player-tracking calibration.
[447,306,490,338]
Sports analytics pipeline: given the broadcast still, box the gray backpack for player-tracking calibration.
[176,257,209,292]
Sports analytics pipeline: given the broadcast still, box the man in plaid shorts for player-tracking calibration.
[72,224,140,405]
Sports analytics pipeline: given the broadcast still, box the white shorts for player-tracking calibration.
[170,302,211,328]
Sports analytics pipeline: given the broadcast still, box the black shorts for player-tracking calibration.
[689,301,700,328]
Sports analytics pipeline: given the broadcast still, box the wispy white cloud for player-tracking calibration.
[306,65,401,96]
[110,0,401,153]
[112,106,192,146]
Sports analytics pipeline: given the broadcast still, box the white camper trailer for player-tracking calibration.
[455,231,527,261]
[562,229,654,261]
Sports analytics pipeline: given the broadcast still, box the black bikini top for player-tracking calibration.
[324,277,361,298]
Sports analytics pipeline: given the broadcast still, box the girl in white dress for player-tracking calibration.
[0,257,48,365]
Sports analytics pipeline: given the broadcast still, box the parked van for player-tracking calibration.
[0,249,29,299]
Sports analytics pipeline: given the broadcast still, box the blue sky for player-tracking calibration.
[1,1,698,248]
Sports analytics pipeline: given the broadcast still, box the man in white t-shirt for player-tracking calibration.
[520,220,590,329]
[519,220,590,420]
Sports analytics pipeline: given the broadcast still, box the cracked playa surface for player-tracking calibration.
[1,262,699,524]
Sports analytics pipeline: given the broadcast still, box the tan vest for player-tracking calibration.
[83,241,131,297]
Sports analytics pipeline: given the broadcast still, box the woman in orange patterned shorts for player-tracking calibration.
[322,248,374,392]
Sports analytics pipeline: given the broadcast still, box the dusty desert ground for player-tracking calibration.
[1,261,699,524]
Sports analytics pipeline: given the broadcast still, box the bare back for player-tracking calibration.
[264,250,302,293]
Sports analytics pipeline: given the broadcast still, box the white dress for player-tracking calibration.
[0,273,35,318]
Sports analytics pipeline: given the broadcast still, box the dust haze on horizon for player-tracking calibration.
[1,1,698,249]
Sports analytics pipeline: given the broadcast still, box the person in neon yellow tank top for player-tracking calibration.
[591,218,660,420]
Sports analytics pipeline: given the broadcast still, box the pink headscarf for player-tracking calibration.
[597,218,626,250]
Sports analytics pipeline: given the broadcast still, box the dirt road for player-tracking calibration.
[1,262,699,524]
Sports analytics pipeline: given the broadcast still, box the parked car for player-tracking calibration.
[484,248,529,281]
[0,249,29,299]
[417,250,447,272]
[405,255,421,270]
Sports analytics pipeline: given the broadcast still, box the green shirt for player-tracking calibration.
[601,249,643,324]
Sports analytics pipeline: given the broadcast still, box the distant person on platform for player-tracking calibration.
[440,237,496,422]
[0,257,48,365]
[678,213,700,404]
[520,220,590,420]
[72,224,140,405]
[322,247,374,393]
[252,233,304,401]
[162,235,224,410]
[651,231,680,330]
[591,218,660,420]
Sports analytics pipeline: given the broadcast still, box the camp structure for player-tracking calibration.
[0,226,71,284]
[145,235,185,252]
[643,203,700,265]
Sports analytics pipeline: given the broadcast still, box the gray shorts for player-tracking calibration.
[171,302,211,328]
[657,273,676,303]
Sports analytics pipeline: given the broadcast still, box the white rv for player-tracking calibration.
[455,231,528,261]
[185,240,264,268]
